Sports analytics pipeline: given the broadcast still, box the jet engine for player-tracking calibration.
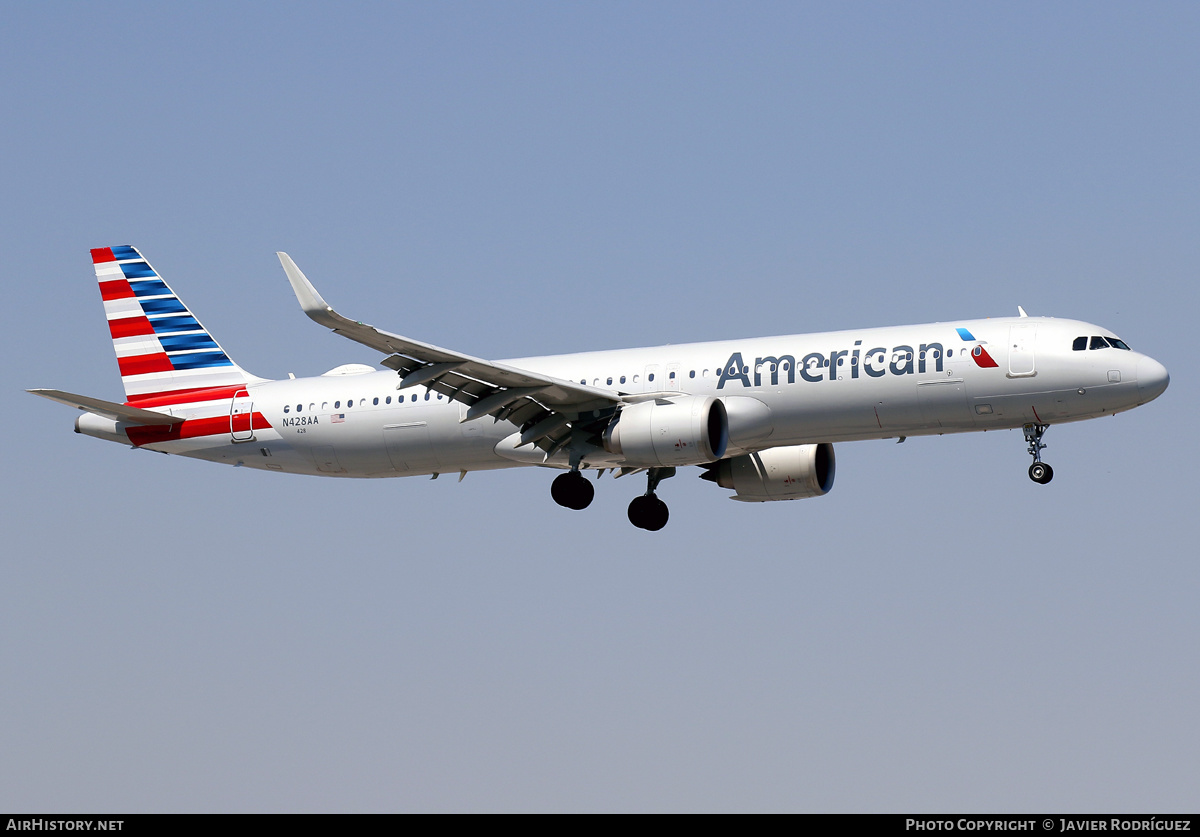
[701,443,835,502]
[720,396,774,454]
[602,396,728,467]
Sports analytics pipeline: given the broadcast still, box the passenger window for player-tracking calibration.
[1090,336,1111,350]
[373,397,379,405]
[411,394,417,402]
[689,370,695,378]
[648,373,655,382]
[424,392,430,401]
[297,404,303,412]
[334,401,341,408]
[385,396,391,404]
[620,376,626,384]
[669,371,676,379]
[321,402,328,410]
[1073,336,1087,351]
[607,377,613,385]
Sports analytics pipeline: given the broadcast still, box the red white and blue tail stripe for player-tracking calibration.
[92,245,260,404]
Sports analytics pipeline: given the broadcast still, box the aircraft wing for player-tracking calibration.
[277,253,622,456]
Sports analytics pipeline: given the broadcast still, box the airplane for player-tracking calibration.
[30,246,1170,530]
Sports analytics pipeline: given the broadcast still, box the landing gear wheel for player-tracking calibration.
[551,471,595,510]
[1028,462,1054,484]
[1022,423,1053,485]
[627,494,669,531]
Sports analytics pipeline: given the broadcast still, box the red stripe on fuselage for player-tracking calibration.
[117,352,174,376]
[108,316,156,339]
[126,412,273,446]
[91,247,115,264]
[125,384,247,408]
[99,279,135,301]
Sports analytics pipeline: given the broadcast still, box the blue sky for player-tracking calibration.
[3,1,1198,812]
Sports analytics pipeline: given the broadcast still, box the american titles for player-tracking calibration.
[716,339,948,389]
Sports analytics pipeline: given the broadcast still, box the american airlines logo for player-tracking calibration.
[956,327,999,368]
[716,329,996,390]
[717,340,945,389]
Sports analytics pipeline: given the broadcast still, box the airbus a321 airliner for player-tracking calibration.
[31,246,1169,530]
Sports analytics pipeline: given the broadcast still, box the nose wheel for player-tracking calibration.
[1028,461,1054,484]
[1023,423,1053,484]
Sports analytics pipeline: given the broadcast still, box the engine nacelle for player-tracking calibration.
[603,396,728,467]
[703,443,835,502]
[720,396,774,454]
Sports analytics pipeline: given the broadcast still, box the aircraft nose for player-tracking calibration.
[1136,355,1170,403]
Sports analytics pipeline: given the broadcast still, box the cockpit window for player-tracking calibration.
[1090,335,1111,350]
[1108,338,1131,350]
[1072,336,1087,351]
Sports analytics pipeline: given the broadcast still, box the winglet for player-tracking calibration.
[277,252,348,331]
[1017,306,1028,318]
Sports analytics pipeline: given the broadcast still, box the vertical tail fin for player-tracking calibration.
[92,245,263,404]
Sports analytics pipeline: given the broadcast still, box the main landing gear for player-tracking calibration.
[627,467,674,531]
[1023,423,1054,484]
[551,469,595,510]
[550,466,675,530]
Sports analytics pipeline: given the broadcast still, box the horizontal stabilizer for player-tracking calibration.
[27,388,184,425]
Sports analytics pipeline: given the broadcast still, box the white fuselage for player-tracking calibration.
[95,315,1166,479]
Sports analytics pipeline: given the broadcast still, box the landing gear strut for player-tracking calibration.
[628,467,674,531]
[551,469,594,510]
[1023,423,1053,484]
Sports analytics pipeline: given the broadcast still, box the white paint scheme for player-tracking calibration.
[33,250,1171,530]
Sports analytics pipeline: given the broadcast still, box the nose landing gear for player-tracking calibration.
[1024,423,1054,484]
